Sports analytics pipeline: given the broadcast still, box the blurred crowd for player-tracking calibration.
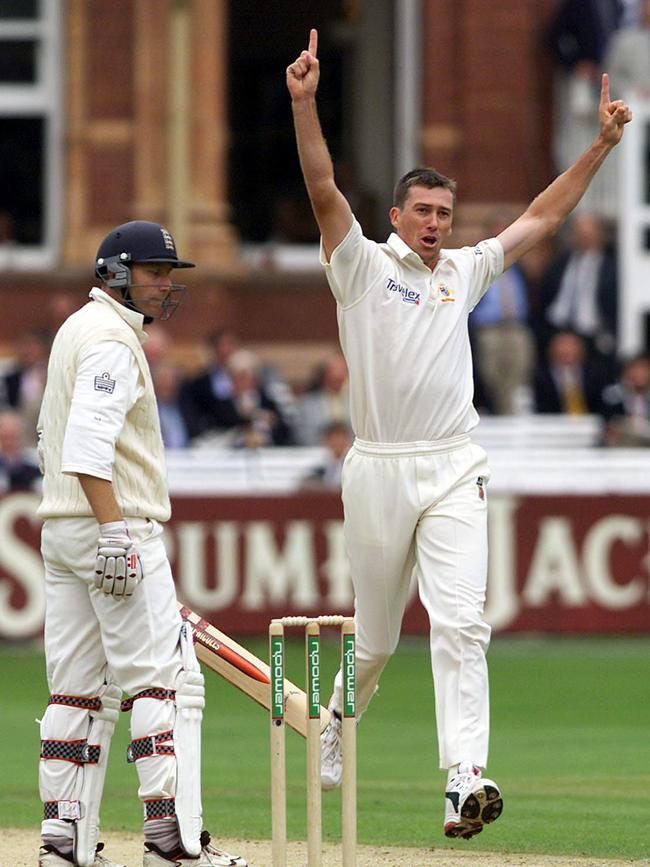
[3,197,650,501]
[2,1,650,491]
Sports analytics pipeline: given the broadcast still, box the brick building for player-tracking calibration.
[0,0,558,368]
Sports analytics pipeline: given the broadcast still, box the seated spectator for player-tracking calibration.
[152,360,190,449]
[47,292,82,336]
[537,213,618,367]
[534,330,611,415]
[294,352,351,445]
[0,208,15,245]
[601,354,650,446]
[183,347,293,447]
[228,349,294,448]
[143,322,173,368]
[181,329,240,439]
[301,421,353,491]
[470,212,536,415]
[0,410,41,494]
[0,329,50,445]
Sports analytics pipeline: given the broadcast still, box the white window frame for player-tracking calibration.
[0,0,63,270]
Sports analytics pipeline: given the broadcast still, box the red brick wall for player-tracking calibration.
[3,2,563,347]
[422,0,557,202]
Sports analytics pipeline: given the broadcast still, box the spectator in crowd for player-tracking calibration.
[47,293,82,336]
[294,352,351,445]
[152,359,191,449]
[180,330,240,439]
[301,420,353,491]
[470,212,536,415]
[0,208,17,268]
[227,349,294,448]
[0,329,50,444]
[0,208,15,244]
[534,329,610,415]
[142,322,173,369]
[537,212,618,366]
[601,353,650,445]
[0,409,41,494]
[547,0,623,217]
[606,0,650,100]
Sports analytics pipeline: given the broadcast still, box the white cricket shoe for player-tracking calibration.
[320,712,343,790]
[38,842,125,867]
[143,831,247,866]
[444,763,503,839]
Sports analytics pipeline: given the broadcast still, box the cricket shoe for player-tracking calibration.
[39,842,125,867]
[444,763,503,839]
[143,831,247,866]
[320,712,343,790]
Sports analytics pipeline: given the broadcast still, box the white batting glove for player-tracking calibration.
[94,520,143,598]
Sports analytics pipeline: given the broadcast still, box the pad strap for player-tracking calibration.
[127,729,175,763]
[144,798,176,820]
[121,688,175,712]
[44,800,82,821]
[40,739,101,765]
[48,694,102,711]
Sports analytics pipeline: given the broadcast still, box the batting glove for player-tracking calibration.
[95,520,143,598]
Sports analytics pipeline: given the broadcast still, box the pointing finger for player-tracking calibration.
[308,27,318,58]
[600,72,610,108]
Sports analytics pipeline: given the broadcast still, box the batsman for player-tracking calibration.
[36,221,246,867]
[287,29,632,839]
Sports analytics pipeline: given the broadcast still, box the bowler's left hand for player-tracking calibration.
[599,73,632,146]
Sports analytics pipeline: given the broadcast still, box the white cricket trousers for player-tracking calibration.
[39,516,185,838]
[331,435,492,769]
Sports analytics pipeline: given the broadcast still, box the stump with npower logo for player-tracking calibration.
[269,615,356,867]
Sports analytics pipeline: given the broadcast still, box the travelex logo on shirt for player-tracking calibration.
[386,277,420,305]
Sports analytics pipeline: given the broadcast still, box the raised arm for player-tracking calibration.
[497,74,632,270]
[286,28,353,260]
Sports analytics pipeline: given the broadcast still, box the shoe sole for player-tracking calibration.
[444,783,503,840]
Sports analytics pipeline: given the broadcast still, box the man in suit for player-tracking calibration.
[534,329,611,415]
[601,353,650,445]
[538,212,617,366]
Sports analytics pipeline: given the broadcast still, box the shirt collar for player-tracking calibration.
[386,232,446,271]
[89,287,148,344]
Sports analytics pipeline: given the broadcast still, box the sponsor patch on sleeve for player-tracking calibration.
[94,372,116,394]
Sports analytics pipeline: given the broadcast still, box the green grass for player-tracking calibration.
[2,636,649,858]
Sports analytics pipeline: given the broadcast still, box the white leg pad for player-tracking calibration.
[73,683,121,867]
[173,621,205,857]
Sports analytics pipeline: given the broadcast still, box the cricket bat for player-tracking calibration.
[178,603,331,738]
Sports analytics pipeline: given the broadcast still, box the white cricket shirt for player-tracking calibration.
[321,220,504,443]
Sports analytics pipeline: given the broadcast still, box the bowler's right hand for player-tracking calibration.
[286,28,319,100]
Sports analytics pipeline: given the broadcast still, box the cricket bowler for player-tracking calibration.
[287,28,632,839]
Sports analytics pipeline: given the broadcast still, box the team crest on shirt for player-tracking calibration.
[94,372,116,394]
[386,277,420,305]
[436,284,455,302]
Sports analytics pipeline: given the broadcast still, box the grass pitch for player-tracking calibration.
[2,635,649,860]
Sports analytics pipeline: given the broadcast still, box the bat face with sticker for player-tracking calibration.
[179,603,331,739]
